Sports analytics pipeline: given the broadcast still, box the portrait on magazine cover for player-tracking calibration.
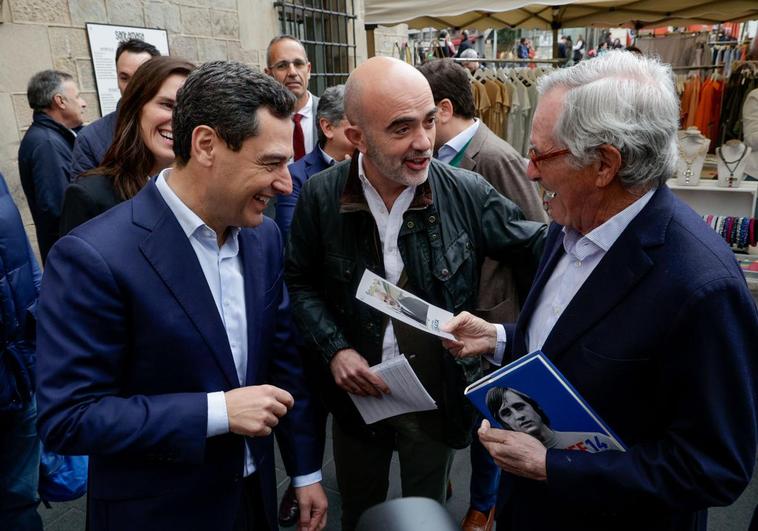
[485,386,616,453]
[466,352,625,454]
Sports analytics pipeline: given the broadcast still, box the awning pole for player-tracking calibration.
[366,24,377,58]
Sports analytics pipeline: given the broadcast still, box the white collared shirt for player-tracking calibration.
[525,189,655,353]
[319,145,335,166]
[299,92,316,155]
[155,169,320,487]
[437,119,480,164]
[357,153,417,362]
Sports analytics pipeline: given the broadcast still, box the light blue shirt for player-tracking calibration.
[437,119,479,164]
[493,189,655,360]
[155,169,321,487]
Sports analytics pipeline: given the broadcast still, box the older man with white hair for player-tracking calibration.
[459,48,480,74]
[443,51,758,531]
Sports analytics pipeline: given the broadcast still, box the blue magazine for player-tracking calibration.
[465,351,626,453]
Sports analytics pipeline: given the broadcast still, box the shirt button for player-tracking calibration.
[574,260,582,268]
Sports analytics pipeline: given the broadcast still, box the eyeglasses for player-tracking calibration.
[269,59,309,72]
[527,147,571,167]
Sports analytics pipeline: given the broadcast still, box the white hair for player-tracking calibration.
[459,49,479,59]
[538,51,679,190]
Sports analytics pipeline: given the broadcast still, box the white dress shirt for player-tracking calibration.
[357,153,417,362]
[437,119,480,164]
[299,92,316,155]
[155,169,321,487]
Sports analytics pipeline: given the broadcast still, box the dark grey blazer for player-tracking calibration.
[459,122,548,323]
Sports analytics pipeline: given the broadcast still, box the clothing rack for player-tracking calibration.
[635,31,708,40]
[671,65,724,71]
[708,40,741,46]
[451,57,565,65]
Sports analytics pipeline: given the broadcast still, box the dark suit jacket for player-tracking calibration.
[276,147,330,240]
[17,112,77,263]
[71,109,118,178]
[59,173,121,235]
[459,122,547,322]
[36,179,321,531]
[263,94,320,222]
[496,186,758,531]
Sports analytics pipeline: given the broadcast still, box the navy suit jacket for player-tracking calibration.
[276,146,330,241]
[36,179,321,531]
[71,109,118,178]
[18,112,77,263]
[497,186,757,531]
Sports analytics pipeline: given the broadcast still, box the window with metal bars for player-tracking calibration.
[273,0,357,96]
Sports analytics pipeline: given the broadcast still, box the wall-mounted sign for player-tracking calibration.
[86,23,170,116]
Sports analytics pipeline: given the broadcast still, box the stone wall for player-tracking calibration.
[0,0,367,253]
[373,23,409,59]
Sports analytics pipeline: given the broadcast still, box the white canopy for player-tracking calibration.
[364,0,758,31]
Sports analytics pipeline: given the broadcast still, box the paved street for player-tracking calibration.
[40,417,758,530]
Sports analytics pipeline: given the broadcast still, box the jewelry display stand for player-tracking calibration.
[716,140,752,188]
[676,128,710,186]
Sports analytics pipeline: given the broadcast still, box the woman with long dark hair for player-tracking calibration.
[60,56,195,233]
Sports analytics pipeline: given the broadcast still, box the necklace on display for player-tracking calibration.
[717,145,748,187]
[678,145,704,184]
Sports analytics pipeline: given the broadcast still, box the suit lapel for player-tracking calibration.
[135,182,239,388]
[458,122,486,172]
[304,149,320,175]
[239,232,265,387]
[541,236,653,361]
[541,188,671,361]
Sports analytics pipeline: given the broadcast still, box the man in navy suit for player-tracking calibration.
[36,61,328,531]
[276,84,354,241]
[71,39,160,177]
[443,51,758,531]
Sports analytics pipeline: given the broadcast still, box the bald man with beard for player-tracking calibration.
[284,57,546,530]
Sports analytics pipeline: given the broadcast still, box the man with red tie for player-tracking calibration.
[265,35,320,161]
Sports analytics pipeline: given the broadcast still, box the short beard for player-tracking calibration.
[365,143,430,187]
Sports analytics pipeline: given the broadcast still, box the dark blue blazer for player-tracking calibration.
[36,179,321,531]
[276,147,331,241]
[18,112,77,263]
[497,186,758,531]
[71,109,118,178]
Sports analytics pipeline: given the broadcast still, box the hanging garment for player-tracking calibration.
[694,77,725,147]
[685,76,702,129]
[471,79,491,121]
[481,78,509,139]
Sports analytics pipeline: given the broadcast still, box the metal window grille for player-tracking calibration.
[274,0,357,96]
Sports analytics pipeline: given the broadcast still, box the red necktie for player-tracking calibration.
[292,113,305,161]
